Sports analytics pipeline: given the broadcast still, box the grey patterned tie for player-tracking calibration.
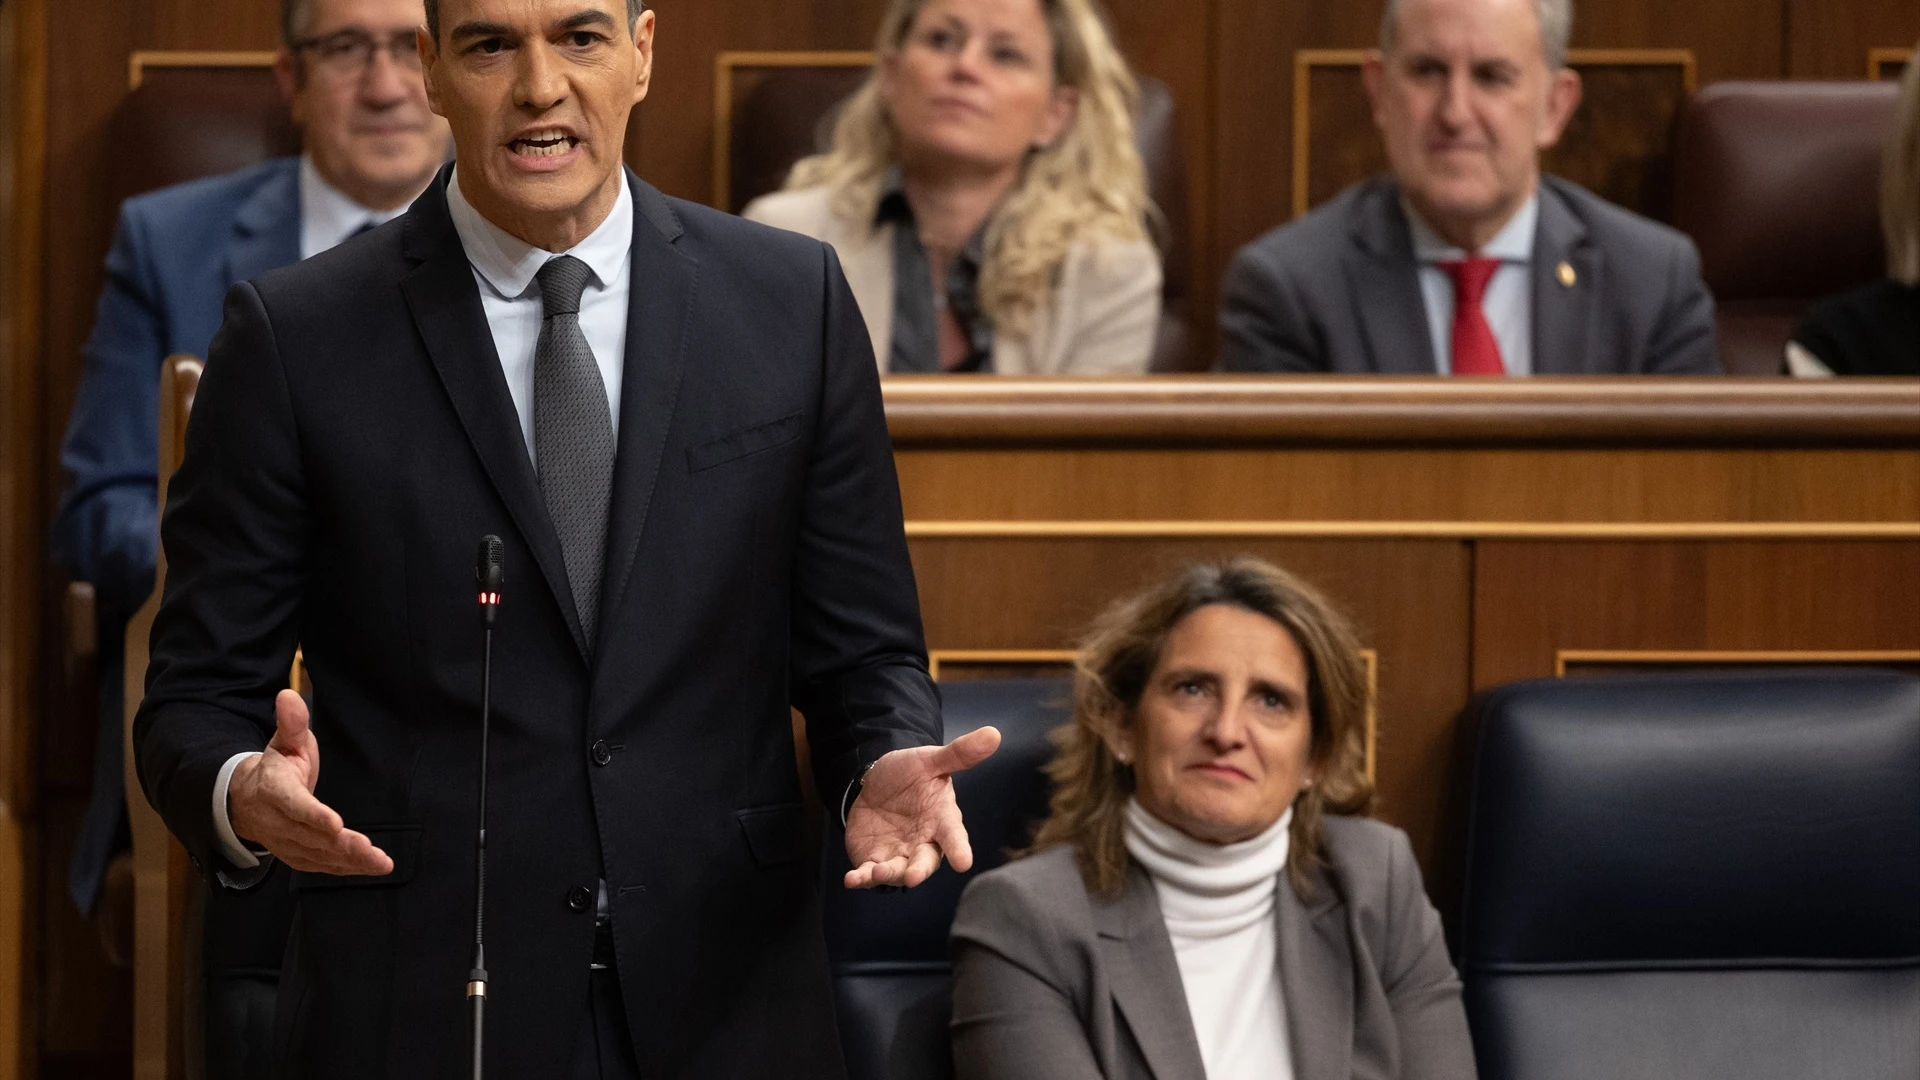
[533,255,615,645]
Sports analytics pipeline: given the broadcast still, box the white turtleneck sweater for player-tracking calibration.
[1124,798,1297,1080]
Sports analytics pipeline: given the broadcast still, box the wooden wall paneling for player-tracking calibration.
[1101,0,1217,364]
[1786,1,1920,79]
[628,0,892,202]
[1871,48,1910,81]
[713,51,873,213]
[1293,49,1695,221]
[1470,540,1920,690]
[1570,0,1784,85]
[909,535,1471,879]
[1212,0,1376,308]
[896,446,1920,525]
[2,0,46,1075]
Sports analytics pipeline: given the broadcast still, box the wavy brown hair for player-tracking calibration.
[1024,558,1374,900]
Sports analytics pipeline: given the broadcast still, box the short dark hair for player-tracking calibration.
[423,0,646,42]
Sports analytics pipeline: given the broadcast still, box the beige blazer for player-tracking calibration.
[743,185,1161,375]
[949,815,1478,1080]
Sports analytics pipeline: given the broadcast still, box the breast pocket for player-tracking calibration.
[686,412,804,474]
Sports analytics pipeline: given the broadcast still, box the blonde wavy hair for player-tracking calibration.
[1885,42,1920,287]
[1024,558,1375,901]
[783,0,1149,338]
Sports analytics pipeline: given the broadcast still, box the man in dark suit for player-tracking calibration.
[134,0,995,1077]
[1219,0,1718,375]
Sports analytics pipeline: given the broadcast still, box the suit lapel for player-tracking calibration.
[1094,866,1209,1080]
[398,168,588,660]
[593,171,697,659]
[1531,181,1599,375]
[1344,182,1436,374]
[1277,868,1353,1080]
[226,158,302,287]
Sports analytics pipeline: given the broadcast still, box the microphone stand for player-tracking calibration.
[470,536,505,1080]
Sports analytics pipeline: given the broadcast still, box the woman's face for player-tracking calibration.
[880,0,1078,175]
[1113,604,1317,845]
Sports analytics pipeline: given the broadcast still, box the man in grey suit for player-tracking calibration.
[1220,0,1719,375]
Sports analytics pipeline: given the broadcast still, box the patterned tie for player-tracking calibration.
[533,255,615,645]
[1438,257,1506,376]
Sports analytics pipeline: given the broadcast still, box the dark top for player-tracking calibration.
[134,165,941,1078]
[1791,278,1920,375]
[876,169,993,373]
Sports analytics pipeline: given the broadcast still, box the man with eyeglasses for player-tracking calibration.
[52,1,448,1076]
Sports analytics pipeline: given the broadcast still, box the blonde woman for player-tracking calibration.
[949,559,1475,1080]
[743,0,1160,375]
[1788,44,1920,376]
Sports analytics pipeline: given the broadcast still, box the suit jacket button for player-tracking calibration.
[567,885,593,913]
[591,740,612,767]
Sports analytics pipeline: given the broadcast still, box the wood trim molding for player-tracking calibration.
[928,649,1379,783]
[1555,649,1920,676]
[128,50,278,91]
[1290,48,1698,218]
[880,376,1920,447]
[1869,47,1911,80]
[904,521,1920,540]
[712,50,874,209]
[0,1,42,1070]
[927,648,1076,680]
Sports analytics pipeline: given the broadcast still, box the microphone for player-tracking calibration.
[469,536,504,1080]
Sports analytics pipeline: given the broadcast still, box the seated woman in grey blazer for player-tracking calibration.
[743,0,1161,375]
[950,558,1476,1080]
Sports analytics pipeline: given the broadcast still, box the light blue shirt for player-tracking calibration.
[1406,195,1538,376]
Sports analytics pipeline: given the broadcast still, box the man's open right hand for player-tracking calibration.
[227,689,393,876]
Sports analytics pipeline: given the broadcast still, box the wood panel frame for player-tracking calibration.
[711,49,873,210]
[1290,48,1699,218]
[1556,648,1920,676]
[1869,47,1911,80]
[127,50,277,91]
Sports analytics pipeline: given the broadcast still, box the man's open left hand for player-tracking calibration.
[843,726,1002,890]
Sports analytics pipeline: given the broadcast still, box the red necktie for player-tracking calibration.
[1438,257,1505,376]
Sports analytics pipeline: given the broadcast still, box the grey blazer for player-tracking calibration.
[1217,175,1720,375]
[949,815,1476,1080]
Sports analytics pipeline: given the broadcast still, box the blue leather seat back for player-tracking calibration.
[1458,669,1920,1080]
[821,677,1071,1080]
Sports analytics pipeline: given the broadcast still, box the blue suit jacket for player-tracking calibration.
[54,156,302,912]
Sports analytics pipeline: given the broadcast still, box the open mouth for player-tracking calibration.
[510,129,580,158]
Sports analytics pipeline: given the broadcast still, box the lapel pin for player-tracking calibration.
[1557,261,1577,288]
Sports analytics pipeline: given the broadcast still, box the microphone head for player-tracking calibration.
[475,535,505,594]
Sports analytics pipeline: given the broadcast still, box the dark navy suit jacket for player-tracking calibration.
[53,156,301,913]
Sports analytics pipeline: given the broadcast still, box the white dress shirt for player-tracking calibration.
[297,155,410,260]
[1407,194,1538,376]
[212,170,635,870]
[444,166,632,461]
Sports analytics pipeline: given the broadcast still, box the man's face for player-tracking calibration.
[280,0,452,210]
[422,0,652,239]
[1363,0,1580,242]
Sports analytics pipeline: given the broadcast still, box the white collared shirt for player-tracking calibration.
[297,155,410,260]
[445,166,633,463]
[211,169,636,874]
[1406,194,1538,376]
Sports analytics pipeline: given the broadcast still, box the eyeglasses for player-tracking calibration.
[293,28,422,76]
